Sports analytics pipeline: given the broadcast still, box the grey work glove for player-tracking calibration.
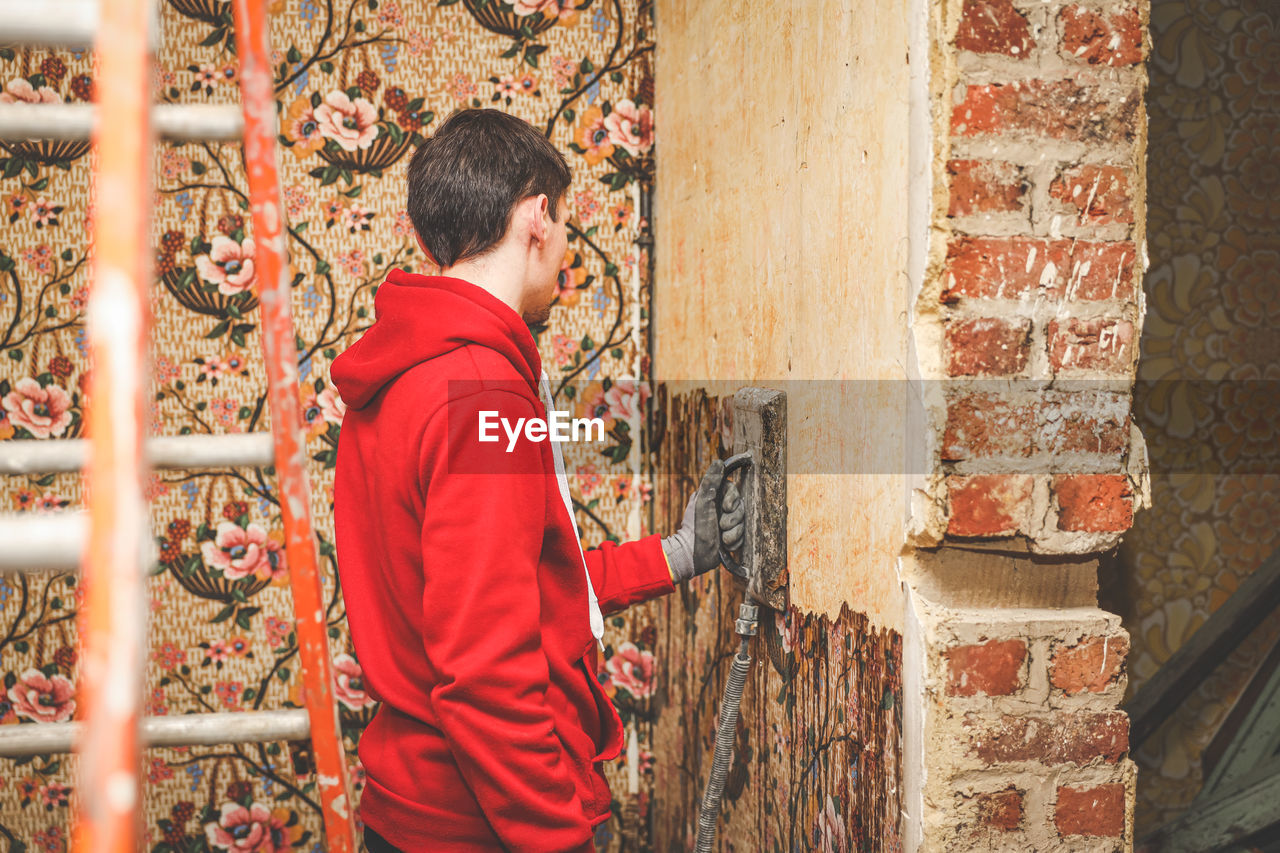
[661,459,746,583]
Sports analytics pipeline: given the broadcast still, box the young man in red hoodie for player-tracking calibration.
[331,109,743,852]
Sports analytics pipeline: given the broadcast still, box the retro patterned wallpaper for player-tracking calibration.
[1103,0,1280,833]
[0,0,658,849]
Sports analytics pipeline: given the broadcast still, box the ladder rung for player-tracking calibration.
[0,104,245,143]
[0,709,311,758]
[148,432,276,469]
[155,105,245,142]
[0,511,85,572]
[0,432,276,475]
[0,0,100,49]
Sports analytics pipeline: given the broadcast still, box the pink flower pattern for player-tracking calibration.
[603,379,651,421]
[333,653,377,710]
[604,100,653,156]
[264,616,291,649]
[818,794,848,853]
[196,236,257,296]
[2,378,73,438]
[204,802,297,853]
[317,384,347,423]
[512,0,574,19]
[604,642,655,699]
[0,78,60,104]
[313,91,378,151]
[7,668,76,723]
[200,522,285,581]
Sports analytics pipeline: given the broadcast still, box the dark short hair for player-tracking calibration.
[406,109,572,268]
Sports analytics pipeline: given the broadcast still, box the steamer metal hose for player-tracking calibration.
[695,602,759,852]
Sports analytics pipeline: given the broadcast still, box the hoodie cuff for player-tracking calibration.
[661,543,677,583]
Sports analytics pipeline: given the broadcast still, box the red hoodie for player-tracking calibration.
[331,271,673,852]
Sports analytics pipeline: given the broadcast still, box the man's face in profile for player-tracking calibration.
[522,194,572,328]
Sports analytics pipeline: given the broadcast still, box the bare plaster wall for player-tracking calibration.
[654,0,914,628]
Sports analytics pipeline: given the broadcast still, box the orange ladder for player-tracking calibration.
[0,1,357,850]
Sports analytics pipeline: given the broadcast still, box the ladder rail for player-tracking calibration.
[73,0,156,849]
[231,0,358,847]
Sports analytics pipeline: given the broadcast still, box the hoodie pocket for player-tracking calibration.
[578,655,624,763]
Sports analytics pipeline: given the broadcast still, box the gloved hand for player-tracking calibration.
[661,459,746,583]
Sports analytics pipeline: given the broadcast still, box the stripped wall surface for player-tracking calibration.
[641,390,903,852]
[0,1,658,849]
[654,0,916,629]
[649,0,914,847]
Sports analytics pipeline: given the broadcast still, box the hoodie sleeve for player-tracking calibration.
[583,535,675,616]
[417,388,594,853]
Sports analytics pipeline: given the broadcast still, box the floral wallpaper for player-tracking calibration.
[0,0,657,849]
[1100,0,1280,833]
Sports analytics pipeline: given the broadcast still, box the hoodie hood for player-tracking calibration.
[330,270,542,410]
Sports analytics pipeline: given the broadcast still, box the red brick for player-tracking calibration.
[976,787,1024,831]
[964,711,1130,764]
[947,475,1033,537]
[943,395,1035,461]
[1051,634,1130,694]
[948,159,1027,216]
[943,238,1135,302]
[945,393,1130,464]
[1038,393,1130,457]
[1061,6,1144,67]
[947,639,1027,696]
[1055,784,1126,837]
[944,237,1057,301]
[951,80,1141,143]
[956,0,1035,57]
[1048,318,1134,374]
[1045,418,1129,457]
[1050,164,1134,225]
[1055,474,1134,532]
[1061,242,1137,300]
[947,318,1030,376]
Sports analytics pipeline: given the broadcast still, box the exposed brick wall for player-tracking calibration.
[925,0,1151,555]
[909,1,1147,849]
[923,608,1136,849]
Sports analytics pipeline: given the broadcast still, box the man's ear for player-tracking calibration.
[526,194,550,246]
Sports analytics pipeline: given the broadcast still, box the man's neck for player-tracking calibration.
[441,243,529,317]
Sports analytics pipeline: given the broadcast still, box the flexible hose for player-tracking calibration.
[694,635,752,852]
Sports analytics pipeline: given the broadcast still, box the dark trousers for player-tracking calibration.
[364,826,404,853]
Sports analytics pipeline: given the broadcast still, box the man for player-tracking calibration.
[331,108,744,852]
